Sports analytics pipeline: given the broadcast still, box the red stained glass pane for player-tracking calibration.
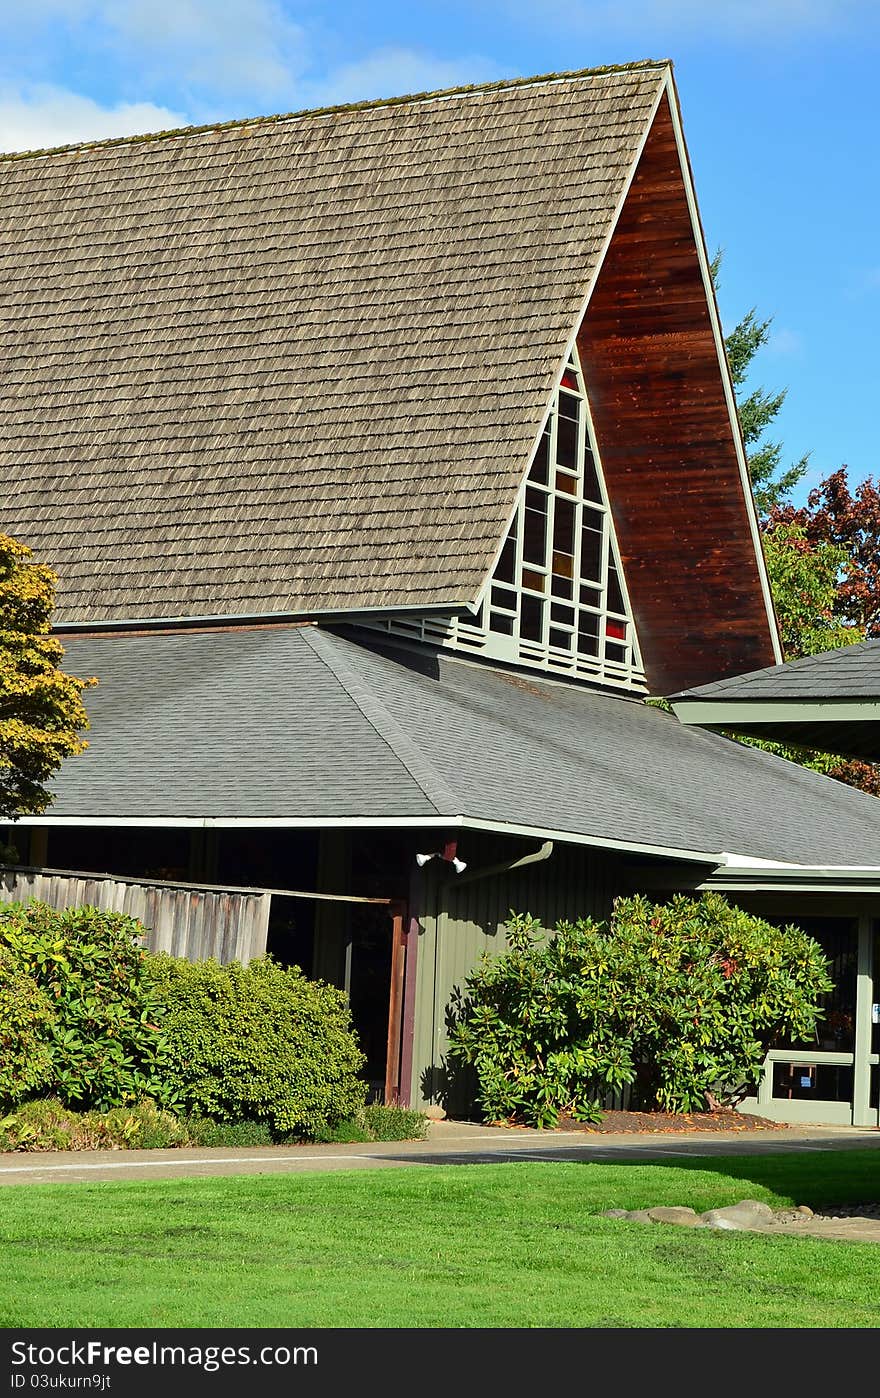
[606,619,626,640]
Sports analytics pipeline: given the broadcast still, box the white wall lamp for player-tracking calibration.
[415,840,467,874]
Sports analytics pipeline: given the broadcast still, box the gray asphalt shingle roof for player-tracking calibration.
[39,626,880,869]
[671,638,880,764]
[674,638,880,701]
[0,64,665,627]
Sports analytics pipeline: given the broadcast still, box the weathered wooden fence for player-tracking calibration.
[0,866,271,965]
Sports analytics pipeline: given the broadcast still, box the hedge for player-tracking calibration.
[143,954,368,1136]
[0,901,170,1110]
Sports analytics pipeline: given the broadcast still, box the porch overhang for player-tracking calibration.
[670,637,880,764]
[672,697,880,765]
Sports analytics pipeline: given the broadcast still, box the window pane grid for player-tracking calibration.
[371,347,645,694]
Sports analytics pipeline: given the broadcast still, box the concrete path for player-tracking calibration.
[0,1119,878,1186]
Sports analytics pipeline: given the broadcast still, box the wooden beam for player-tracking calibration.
[384,903,407,1103]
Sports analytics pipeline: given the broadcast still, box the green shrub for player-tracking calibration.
[144,954,367,1137]
[311,1103,429,1144]
[0,1097,189,1152]
[0,901,172,1110]
[448,893,833,1127]
[360,1103,429,1142]
[183,1117,275,1149]
[0,947,54,1108]
[311,1118,372,1144]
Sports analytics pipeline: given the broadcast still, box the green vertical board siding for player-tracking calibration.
[410,835,626,1108]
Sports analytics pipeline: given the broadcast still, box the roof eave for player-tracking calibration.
[672,698,880,725]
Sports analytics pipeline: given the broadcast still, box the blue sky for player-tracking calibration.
[1,1,877,501]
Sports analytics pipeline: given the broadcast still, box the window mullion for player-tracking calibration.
[375,346,645,693]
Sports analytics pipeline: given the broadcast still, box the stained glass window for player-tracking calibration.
[370,345,645,693]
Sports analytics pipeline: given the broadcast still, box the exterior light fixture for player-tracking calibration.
[415,851,467,873]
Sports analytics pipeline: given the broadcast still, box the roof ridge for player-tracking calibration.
[0,59,670,166]
[302,627,461,816]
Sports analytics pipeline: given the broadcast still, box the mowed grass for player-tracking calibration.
[0,1151,878,1329]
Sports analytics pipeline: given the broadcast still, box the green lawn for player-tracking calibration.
[0,1151,878,1328]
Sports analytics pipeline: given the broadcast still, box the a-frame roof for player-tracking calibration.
[0,64,668,627]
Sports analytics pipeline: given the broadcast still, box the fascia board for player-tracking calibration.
[52,600,471,634]
[8,809,725,867]
[673,698,880,726]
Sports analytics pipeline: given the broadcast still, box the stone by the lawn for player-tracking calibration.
[598,1197,880,1242]
[699,1200,775,1231]
[646,1206,700,1226]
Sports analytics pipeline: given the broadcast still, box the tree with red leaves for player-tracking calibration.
[761,471,880,795]
[770,468,880,636]
[714,267,880,795]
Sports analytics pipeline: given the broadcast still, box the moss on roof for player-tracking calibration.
[0,59,670,164]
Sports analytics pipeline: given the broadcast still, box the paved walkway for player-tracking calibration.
[0,1119,878,1186]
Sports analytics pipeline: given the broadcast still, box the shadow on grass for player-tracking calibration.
[373,1146,879,1209]
[636,1149,880,1209]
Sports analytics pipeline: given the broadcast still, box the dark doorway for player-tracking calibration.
[215,828,319,892]
[266,895,316,976]
[346,904,393,1099]
[46,825,192,882]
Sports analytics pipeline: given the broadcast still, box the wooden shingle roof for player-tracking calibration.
[0,63,667,626]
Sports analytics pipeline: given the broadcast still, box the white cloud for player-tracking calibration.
[1,0,308,103]
[103,0,308,100]
[0,42,502,155]
[766,327,805,356]
[0,85,187,153]
[304,47,502,109]
[0,6,501,137]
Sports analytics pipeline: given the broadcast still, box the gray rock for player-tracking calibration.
[646,1206,700,1226]
[700,1199,775,1231]
[623,1209,657,1223]
[796,1205,814,1218]
[601,1209,631,1218]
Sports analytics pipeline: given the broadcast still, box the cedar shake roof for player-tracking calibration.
[31,625,880,869]
[0,63,667,627]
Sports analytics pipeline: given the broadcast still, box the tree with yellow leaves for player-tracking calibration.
[0,533,94,829]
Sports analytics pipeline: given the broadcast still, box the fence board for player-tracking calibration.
[0,868,270,965]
